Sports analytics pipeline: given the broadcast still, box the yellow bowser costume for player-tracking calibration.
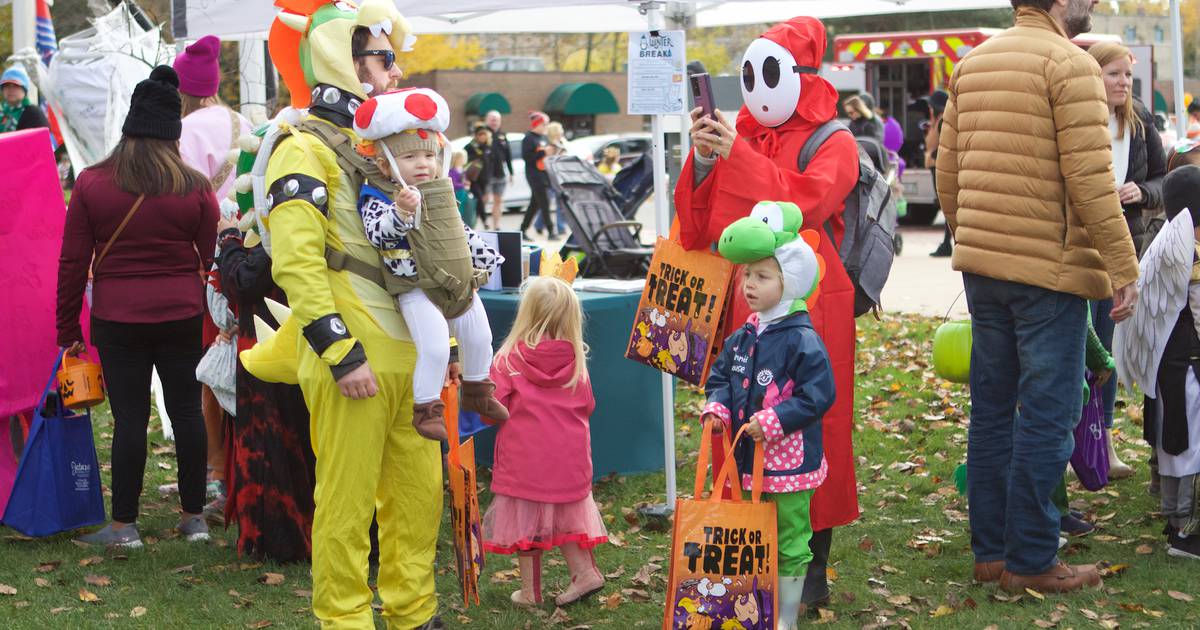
[239,1,441,628]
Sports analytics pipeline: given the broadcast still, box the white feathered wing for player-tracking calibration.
[1114,209,1196,397]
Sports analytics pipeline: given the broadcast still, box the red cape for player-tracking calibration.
[676,119,861,531]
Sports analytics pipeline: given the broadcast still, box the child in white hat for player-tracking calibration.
[353,87,508,441]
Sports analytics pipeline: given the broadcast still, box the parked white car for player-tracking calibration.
[449,132,590,212]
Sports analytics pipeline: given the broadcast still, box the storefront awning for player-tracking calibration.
[463,92,511,115]
[543,82,619,115]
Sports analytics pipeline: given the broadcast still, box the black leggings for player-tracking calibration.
[520,181,553,236]
[92,315,207,523]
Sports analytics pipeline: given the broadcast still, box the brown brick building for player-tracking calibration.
[397,70,647,139]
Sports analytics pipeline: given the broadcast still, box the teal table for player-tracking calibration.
[474,290,665,478]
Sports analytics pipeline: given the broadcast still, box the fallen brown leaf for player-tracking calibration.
[50,606,71,614]
[930,604,955,617]
[814,608,837,624]
[78,588,100,603]
[1135,544,1154,555]
[84,575,112,587]
[130,606,147,618]
[621,588,652,602]
[245,622,272,629]
[34,578,50,588]
[293,589,312,598]
[604,565,625,580]
[1025,588,1046,601]
[548,607,572,623]
[887,595,912,606]
[1033,620,1057,629]
[1098,620,1120,630]
[34,561,61,573]
[1168,590,1193,602]
[170,565,194,574]
[602,592,622,610]
[259,573,285,586]
[0,584,17,596]
[78,556,103,567]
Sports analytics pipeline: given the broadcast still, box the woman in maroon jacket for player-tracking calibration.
[56,66,219,547]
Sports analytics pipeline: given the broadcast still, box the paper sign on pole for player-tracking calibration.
[627,30,686,116]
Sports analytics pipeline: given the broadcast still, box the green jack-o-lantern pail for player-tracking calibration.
[933,319,972,384]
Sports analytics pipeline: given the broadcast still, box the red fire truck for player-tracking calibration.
[833,29,1154,223]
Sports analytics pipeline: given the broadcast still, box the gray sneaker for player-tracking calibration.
[177,515,210,542]
[76,523,143,548]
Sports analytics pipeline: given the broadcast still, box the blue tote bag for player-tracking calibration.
[2,353,106,537]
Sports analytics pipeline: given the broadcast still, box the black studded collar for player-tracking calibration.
[309,84,363,129]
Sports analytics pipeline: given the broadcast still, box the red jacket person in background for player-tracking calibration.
[674,16,860,607]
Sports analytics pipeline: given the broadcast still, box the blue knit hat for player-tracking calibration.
[1,65,31,94]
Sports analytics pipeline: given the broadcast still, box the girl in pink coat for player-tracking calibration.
[482,276,608,608]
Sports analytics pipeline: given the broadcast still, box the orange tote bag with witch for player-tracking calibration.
[626,237,734,386]
[663,424,778,630]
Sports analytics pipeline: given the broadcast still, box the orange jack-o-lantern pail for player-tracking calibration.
[57,354,106,409]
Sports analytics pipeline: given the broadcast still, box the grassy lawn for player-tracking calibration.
[1,314,1195,629]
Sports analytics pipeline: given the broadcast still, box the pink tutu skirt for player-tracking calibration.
[483,492,608,554]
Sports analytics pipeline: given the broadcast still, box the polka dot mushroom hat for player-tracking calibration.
[353,87,451,164]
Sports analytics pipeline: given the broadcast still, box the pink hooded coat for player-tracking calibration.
[488,340,596,504]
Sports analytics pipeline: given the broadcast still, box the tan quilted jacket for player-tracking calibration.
[936,8,1138,300]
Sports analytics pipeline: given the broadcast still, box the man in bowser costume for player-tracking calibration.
[242,1,442,627]
[675,16,861,609]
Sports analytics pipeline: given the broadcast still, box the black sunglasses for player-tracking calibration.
[353,49,395,71]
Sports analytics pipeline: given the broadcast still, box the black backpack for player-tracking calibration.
[796,121,898,317]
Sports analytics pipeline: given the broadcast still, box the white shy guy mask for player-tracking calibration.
[740,37,802,128]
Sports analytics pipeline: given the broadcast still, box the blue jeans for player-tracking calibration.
[963,273,1087,575]
[1089,299,1117,428]
[534,189,568,233]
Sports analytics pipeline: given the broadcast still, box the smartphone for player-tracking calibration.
[690,72,716,121]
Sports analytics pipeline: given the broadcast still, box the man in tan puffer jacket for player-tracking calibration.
[936,0,1139,596]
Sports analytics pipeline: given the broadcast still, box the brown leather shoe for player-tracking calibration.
[999,561,1102,594]
[461,378,509,421]
[412,400,449,441]
[973,560,1005,583]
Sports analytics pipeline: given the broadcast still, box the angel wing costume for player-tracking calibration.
[1114,208,1200,479]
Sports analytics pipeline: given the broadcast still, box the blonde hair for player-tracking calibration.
[181,93,226,119]
[496,276,589,388]
[546,121,565,144]
[1088,41,1144,140]
[451,149,468,169]
[843,95,873,120]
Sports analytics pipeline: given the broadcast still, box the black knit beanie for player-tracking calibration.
[1163,165,1200,225]
[122,65,182,141]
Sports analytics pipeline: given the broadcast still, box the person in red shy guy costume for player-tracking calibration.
[675,15,860,608]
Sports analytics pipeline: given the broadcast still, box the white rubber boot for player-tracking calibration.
[777,576,806,630]
[1107,429,1133,479]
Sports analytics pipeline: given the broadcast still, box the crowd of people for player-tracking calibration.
[13,0,1194,627]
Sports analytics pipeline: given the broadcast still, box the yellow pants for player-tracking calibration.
[301,336,442,629]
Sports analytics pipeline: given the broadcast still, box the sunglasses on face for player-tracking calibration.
[353,49,395,71]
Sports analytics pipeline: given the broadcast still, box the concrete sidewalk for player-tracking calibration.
[882,226,968,318]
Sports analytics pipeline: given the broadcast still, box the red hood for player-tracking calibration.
[736,16,839,156]
[508,339,579,388]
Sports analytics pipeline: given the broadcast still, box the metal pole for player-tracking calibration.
[12,0,36,54]
[643,0,677,510]
[1171,0,1187,139]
